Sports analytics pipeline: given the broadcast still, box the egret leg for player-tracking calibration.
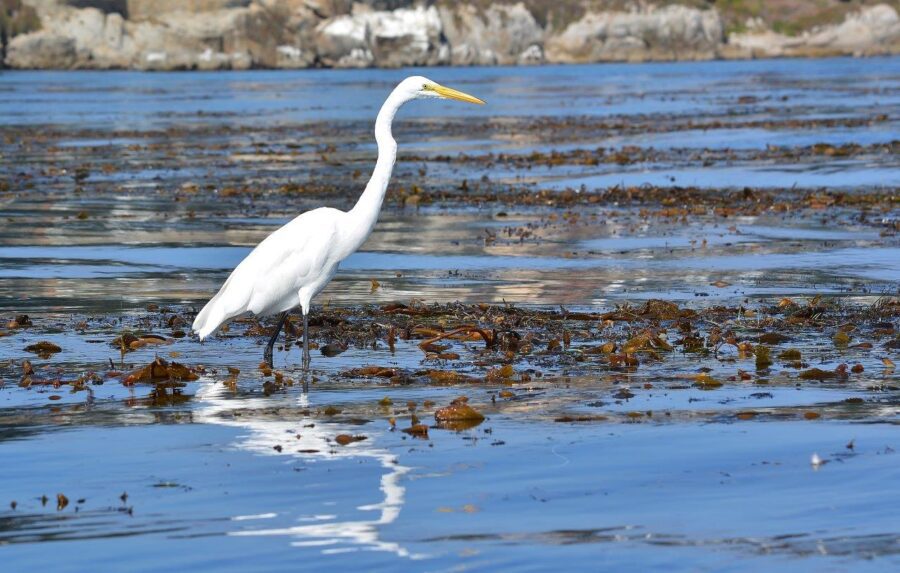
[264,311,289,367]
[302,312,311,371]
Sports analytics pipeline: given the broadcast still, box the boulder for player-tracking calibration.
[367,5,445,67]
[5,32,78,68]
[315,10,371,66]
[7,1,305,69]
[439,3,544,66]
[7,6,132,68]
[5,1,899,69]
[129,5,279,70]
[545,5,723,63]
[819,4,900,54]
[725,4,900,58]
[315,5,446,68]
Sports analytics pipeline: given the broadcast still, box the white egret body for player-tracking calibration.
[191,76,484,367]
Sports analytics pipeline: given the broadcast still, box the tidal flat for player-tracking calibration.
[0,59,898,572]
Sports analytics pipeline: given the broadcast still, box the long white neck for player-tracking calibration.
[344,87,405,253]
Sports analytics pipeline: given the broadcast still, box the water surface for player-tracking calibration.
[0,58,898,572]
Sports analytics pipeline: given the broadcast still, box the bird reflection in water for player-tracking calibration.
[194,382,420,558]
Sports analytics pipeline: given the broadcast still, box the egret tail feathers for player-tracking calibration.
[192,285,242,340]
[192,297,224,340]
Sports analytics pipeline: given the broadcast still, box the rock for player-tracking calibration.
[439,3,544,66]
[126,0,252,21]
[545,5,723,63]
[725,5,900,59]
[7,6,141,68]
[274,44,309,67]
[517,43,544,65]
[4,1,898,69]
[368,5,446,68]
[316,5,446,68]
[7,1,302,69]
[315,10,372,67]
[5,32,77,68]
[825,4,900,54]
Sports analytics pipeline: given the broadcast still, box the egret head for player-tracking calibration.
[398,75,485,105]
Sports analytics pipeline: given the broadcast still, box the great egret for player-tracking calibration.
[192,76,485,368]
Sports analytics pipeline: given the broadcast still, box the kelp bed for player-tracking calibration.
[3,295,897,430]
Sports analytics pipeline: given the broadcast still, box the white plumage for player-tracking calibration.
[192,207,342,339]
[191,76,485,367]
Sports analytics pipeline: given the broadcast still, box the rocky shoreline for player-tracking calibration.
[1,1,899,70]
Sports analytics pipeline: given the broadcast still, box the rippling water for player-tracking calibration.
[0,58,898,572]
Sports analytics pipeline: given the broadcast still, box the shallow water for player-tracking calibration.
[0,58,898,572]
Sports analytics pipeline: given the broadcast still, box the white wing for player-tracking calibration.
[192,207,343,339]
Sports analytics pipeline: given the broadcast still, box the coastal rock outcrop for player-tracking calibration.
[5,32,77,68]
[315,5,446,68]
[544,5,724,63]
[725,4,900,59]
[126,1,252,21]
[6,7,126,69]
[439,3,544,66]
[3,1,899,70]
[6,1,307,69]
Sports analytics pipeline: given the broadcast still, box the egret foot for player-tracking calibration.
[263,311,289,367]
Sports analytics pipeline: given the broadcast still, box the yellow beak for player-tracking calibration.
[431,84,486,105]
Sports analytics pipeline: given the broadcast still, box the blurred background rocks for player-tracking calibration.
[2,0,898,69]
